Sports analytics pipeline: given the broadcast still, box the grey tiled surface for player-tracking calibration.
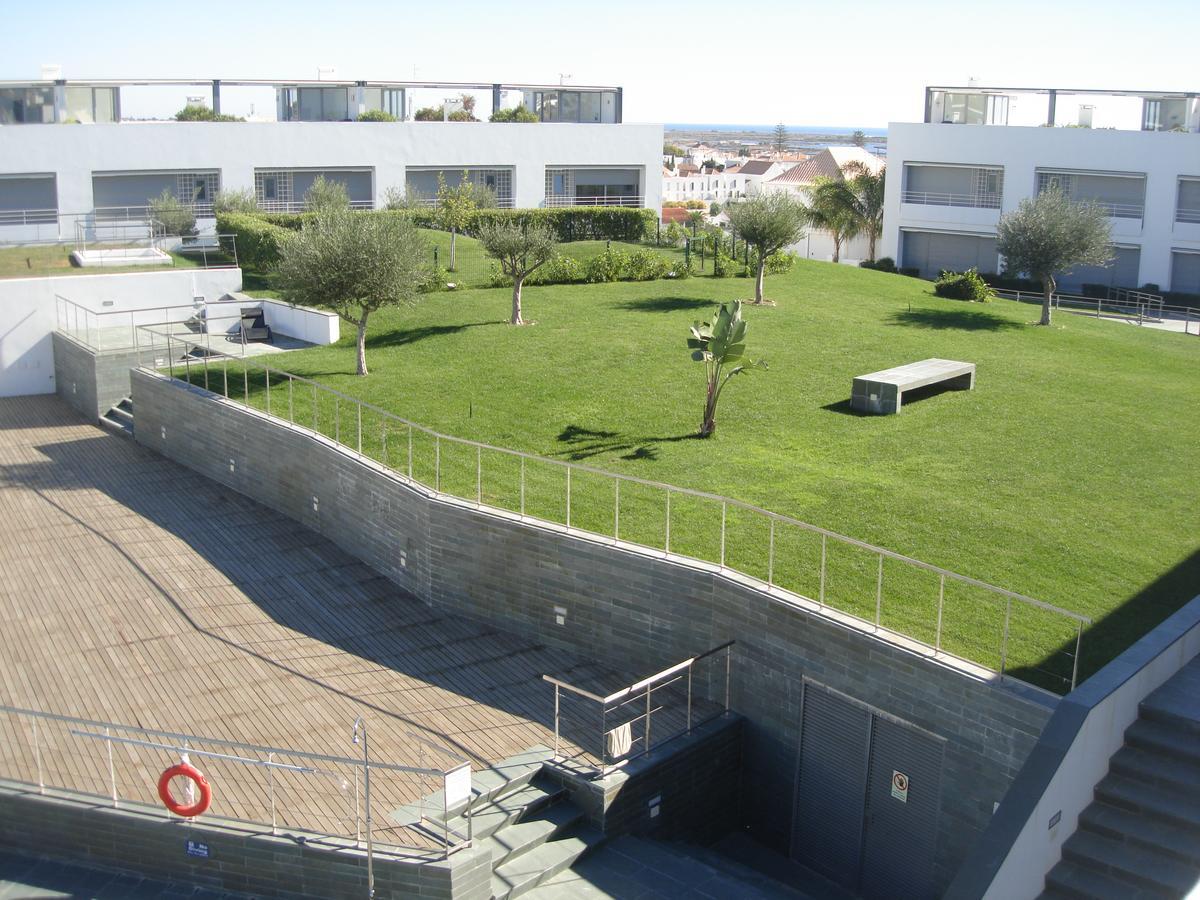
[0,851,246,900]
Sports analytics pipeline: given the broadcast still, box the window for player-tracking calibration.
[580,92,601,123]
[1037,172,1075,196]
[263,177,277,201]
[561,92,580,122]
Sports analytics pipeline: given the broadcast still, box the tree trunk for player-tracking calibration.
[449,229,457,272]
[1040,276,1055,326]
[699,377,718,437]
[511,277,524,325]
[355,312,369,376]
[754,257,766,304]
[868,231,877,263]
[832,236,841,264]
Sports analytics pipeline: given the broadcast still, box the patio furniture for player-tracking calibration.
[239,308,271,343]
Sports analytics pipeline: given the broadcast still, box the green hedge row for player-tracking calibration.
[217,213,292,271]
[253,206,656,243]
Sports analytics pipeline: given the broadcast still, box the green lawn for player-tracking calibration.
[0,243,223,279]
[186,260,1200,690]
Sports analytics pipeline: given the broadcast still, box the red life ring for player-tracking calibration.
[157,762,212,817]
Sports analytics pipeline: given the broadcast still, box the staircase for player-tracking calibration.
[100,397,134,438]
[1041,657,1200,899]
[393,746,604,900]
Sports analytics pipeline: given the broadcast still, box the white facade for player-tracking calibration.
[882,119,1200,292]
[661,169,749,204]
[0,120,663,241]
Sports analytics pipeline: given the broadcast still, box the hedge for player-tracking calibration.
[217,213,292,271]
[251,206,656,243]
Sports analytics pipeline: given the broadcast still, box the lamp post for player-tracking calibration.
[352,717,375,899]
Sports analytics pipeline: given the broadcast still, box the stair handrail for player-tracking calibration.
[543,641,735,777]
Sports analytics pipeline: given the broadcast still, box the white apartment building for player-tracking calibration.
[661,159,793,205]
[881,85,1200,294]
[0,76,662,243]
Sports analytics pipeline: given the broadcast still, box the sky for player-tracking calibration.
[2,0,1198,128]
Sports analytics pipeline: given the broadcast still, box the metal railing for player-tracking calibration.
[544,194,644,208]
[255,199,376,213]
[993,287,1199,333]
[135,327,1092,693]
[0,704,472,861]
[901,190,1002,209]
[0,207,58,226]
[543,642,734,777]
[94,202,217,221]
[1176,207,1200,225]
[410,196,516,210]
[1093,200,1144,219]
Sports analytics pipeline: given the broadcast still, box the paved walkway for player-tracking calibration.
[0,396,619,849]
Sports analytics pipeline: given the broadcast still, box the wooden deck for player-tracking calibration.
[0,396,627,850]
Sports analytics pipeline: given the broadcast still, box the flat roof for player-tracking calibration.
[0,77,621,92]
[927,85,1195,99]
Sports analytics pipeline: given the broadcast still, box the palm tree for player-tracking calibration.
[805,177,861,263]
[844,162,886,263]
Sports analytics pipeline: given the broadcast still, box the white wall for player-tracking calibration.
[882,123,1200,290]
[0,268,242,397]
[0,121,664,235]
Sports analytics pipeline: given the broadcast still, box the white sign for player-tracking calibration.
[891,770,909,803]
[444,764,472,809]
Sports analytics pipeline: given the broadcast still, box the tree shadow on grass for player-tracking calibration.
[614,296,715,314]
[887,307,1021,331]
[555,423,701,461]
[365,320,505,349]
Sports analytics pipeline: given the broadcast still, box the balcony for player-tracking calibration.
[923,85,1200,133]
[0,77,624,125]
[1036,170,1145,235]
[544,195,643,208]
[900,191,1001,209]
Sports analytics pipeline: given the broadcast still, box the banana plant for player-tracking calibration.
[687,300,767,438]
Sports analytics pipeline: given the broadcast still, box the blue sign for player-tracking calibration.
[185,840,210,859]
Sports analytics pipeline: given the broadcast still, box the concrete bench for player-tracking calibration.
[851,358,975,414]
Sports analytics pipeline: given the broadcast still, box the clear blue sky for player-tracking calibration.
[3,0,1197,127]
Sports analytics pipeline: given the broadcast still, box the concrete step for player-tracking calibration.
[1095,773,1200,831]
[429,779,566,844]
[481,800,583,869]
[387,745,553,829]
[1080,801,1200,867]
[116,397,133,413]
[1043,859,1169,900]
[99,414,134,439]
[1125,718,1200,767]
[1110,745,1200,798]
[1061,828,1200,896]
[107,404,134,424]
[491,824,604,900]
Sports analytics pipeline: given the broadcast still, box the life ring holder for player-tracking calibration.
[157,761,212,817]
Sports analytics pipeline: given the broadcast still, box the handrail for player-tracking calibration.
[901,190,1001,209]
[135,327,1093,691]
[0,702,472,860]
[541,642,735,776]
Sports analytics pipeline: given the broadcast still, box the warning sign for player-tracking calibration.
[891,770,909,803]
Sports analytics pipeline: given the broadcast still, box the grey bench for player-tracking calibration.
[851,358,975,414]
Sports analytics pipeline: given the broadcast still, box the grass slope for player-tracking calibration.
[206,260,1199,688]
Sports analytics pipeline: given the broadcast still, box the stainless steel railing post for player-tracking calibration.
[267,751,277,835]
[935,574,945,652]
[106,726,118,807]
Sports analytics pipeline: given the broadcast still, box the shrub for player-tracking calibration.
[174,104,243,122]
[664,222,686,247]
[212,188,258,216]
[684,200,707,210]
[357,109,396,122]
[446,109,477,122]
[216,212,291,270]
[668,257,694,279]
[420,264,449,293]
[149,189,197,237]
[627,249,672,281]
[304,176,350,212]
[899,267,921,277]
[762,251,796,275]
[934,268,994,302]
[489,105,539,123]
[530,255,586,285]
[712,251,740,277]
[413,106,443,121]
[859,256,896,273]
[585,248,631,283]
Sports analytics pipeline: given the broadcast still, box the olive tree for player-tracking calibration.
[688,300,766,438]
[277,207,430,376]
[304,176,351,212]
[996,186,1114,326]
[477,221,557,325]
[725,193,807,304]
[148,189,197,237]
[436,172,495,270]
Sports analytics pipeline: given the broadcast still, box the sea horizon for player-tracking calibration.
[665,123,888,136]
